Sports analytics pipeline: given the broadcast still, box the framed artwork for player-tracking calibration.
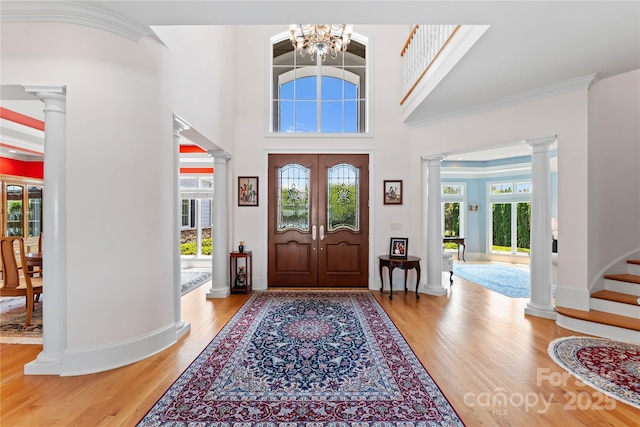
[383,180,403,205]
[389,237,409,258]
[238,176,259,206]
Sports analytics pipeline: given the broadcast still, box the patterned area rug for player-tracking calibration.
[0,296,43,344]
[138,291,464,426]
[181,269,212,296]
[452,263,529,298]
[548,336,640,409]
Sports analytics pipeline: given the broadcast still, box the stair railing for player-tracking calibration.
[400,24,460,106]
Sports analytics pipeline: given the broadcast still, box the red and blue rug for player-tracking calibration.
[548,336,640,409]
[138,291,464,426]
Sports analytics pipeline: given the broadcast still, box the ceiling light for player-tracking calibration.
[289,24,353,62]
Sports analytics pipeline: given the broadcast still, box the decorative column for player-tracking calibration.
[23,86,66,375]
[525,136,557,319]
[172,115,191,339]
[423,155,448,296]
[207,150,231,298]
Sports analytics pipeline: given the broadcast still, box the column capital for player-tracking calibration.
[527,136,556,152]
[172,114,191,135]
[23,85,66,96]
[422,154,444,167]
[209,150,232,161]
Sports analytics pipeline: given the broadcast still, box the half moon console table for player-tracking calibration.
[378,255,421,300]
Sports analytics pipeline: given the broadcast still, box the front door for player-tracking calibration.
[268,154,369,287]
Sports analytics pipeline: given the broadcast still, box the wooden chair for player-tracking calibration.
[0,236,43,326]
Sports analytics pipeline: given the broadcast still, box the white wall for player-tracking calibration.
[1,23,177,374]
[588,70,640,285]
[231,25,411,290]
[152,25,237,151]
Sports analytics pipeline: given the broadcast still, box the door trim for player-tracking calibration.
[262,149,375,290]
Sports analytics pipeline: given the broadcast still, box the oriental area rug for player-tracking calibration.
[548,336,640,409]
[0,296,43,344]
[137,291,464,426]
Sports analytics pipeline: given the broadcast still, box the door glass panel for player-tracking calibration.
[491,203,512,253]
[278,164,310,231]
[516,201,531,254]
[27,186,42,238]
[327,163,359,231]
[6,185,24,237]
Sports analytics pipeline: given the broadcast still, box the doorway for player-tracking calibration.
[268,154,369,287]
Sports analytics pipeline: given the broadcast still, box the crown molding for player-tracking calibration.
[407,73,599,128]
[1,1,151,42]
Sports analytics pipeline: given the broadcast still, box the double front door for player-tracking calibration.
[268,154,369,287]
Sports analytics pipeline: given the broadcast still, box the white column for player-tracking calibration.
[23,86,66,375]
[525,136,557,319]
[172,115,191,339]
[207,150,231,298]
[423,155,448,296]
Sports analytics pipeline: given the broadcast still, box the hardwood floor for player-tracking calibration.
[2,275,639,426]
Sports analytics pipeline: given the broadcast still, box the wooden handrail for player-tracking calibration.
[400,25,419,57]
[400,25,461,106]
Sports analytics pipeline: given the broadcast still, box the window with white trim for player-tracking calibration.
[442,183,465,239]
[271,36,367,133]
[488,180,531,255]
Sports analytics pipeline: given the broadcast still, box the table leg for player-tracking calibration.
[461,243,466,262]
[403,269,408,292]
[379,262,384,293]
[388,266,394,300]
[415,264,421,299]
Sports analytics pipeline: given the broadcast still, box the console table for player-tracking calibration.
[229,251,252,294]
[378,255,421,300]
[443,237,466,262]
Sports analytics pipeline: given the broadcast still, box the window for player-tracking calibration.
[488,180,531,255]
[271,35,367,133]
[442,183,465,241]
[2,180,43,249]
[180,176,213,256]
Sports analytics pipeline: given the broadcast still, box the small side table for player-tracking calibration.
[230,251,252,294]
[378,255,421,300]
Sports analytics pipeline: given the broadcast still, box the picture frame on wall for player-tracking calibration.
[238,176,259,206]
[389,237,409,258]
[383,180,402,205]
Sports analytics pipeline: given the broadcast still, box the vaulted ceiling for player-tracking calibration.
[1,1,638,162]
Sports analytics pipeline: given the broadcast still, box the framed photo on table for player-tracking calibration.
[383,180,402,205]
[238,176,258,206]
[389,237,408,258]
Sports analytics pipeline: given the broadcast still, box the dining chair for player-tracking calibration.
[0,236,43,326]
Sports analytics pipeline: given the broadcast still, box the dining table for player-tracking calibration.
[25,251,43,274]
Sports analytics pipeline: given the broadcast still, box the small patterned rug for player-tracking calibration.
[0,296,43,344]
[548,336,640,409]
[137,291,464,426]
[181,269,212,296]
[452,263,529,298]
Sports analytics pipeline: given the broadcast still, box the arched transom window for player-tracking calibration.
[271,35,367,134]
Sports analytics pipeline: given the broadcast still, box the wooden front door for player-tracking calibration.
[268,154,369,287]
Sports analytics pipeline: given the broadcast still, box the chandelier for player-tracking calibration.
[289,24,354,62]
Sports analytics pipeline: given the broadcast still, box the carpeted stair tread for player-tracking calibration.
[556,306,640,331]
[603,273,640,284]
[591,290,640,305]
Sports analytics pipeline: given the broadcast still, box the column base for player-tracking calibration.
[24,351,63,376]
[524,302,557,319]
[206,287,231,299]
[176,321,191,340]
[421,281,449,296]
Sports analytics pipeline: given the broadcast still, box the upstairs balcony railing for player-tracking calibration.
[400,24,460,106]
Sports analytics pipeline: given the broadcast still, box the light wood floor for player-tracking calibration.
[2,274,639,426]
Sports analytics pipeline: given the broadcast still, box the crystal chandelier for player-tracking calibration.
[289,24,354,62]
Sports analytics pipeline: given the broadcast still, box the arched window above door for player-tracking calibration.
[270,34,368,134]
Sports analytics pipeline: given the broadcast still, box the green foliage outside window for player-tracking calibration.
[181,238,212,255]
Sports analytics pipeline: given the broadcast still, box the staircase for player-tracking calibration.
[556,260,640,343]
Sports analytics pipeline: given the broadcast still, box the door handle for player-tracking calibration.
[320,225,325,241]
[312,225,317,241]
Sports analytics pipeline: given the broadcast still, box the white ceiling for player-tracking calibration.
[1,1,638,162]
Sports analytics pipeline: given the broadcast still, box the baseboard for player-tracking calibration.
[555,286,590,311]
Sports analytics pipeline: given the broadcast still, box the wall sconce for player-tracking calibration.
[469,204,479,212]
